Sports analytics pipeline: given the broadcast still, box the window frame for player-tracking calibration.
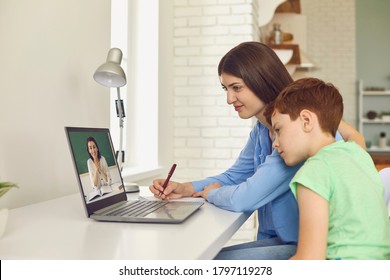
[111,0,168,183]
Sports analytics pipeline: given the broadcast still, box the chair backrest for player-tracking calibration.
[379,167,390,216]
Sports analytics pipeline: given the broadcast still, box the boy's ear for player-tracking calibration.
[300,109,315,132]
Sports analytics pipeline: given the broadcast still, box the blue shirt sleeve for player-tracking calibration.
[192,126,257,193]
[335,131,342,141]
[207,149,301,212]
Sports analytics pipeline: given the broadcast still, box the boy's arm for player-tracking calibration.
[338,120,366,149]
[290,184,329,260]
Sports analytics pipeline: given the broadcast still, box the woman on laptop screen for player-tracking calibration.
[86,136,112,189]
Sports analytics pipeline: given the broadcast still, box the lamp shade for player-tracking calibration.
[93,48,126,88]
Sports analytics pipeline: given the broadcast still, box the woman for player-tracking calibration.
[149,42,365,259]
[86,136,111,188]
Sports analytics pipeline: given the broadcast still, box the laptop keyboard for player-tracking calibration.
[105,200,168,217]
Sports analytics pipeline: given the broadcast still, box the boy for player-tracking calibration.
[267,77,390,259]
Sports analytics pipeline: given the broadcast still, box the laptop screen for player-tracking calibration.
[65,127,127,216]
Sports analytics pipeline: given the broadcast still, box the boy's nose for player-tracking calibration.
[272,140,279,149]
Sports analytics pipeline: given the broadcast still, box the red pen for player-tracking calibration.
[159,163,177,197]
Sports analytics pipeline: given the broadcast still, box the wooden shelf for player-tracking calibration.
[368,146,390,153]
[275,0,301,13]
[362,118,390,124]
[362,91,390,96]
[358,80,390,146]
[269,44,301,64]
[369,151,390,171]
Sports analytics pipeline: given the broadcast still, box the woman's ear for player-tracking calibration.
[300,109,315,132]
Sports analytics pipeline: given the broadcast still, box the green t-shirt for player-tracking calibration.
[290,141,390,260]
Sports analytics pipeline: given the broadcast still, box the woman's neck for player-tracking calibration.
[256,116,274,145]
[256,115,273,132]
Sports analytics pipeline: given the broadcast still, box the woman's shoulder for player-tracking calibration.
[250,120,268,135]
[86,158,93,169]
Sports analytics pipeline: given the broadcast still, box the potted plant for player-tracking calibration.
[0,181,18,238]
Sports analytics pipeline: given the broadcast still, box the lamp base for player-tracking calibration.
[123,182,140,193]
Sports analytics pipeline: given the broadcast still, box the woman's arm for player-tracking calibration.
[207,149,302,212]
[100,157,110,184]
[338,120,366,149]
[290,184,328,260]
[192,123,302,212]
[87,159,99,188]
[152,122,300,212]
[151,124,260,200]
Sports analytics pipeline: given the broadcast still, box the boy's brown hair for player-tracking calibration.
[265,77,343,137]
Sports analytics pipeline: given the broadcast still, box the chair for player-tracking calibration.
[379,167,390,216]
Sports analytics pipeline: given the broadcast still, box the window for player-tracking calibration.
[111,0,161,181]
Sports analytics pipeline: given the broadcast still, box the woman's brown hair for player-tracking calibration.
[218,42,293,104]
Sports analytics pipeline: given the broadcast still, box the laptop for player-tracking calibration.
[65,126,203,223]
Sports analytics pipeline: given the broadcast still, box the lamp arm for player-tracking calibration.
[117,87,124,170]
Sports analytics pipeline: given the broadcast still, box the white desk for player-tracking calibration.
[0,187,250,260]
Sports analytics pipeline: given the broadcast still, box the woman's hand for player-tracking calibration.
[338,120,366,149]
[92,160,100,186]
[149,180,195,200]
[93,161,100,174]
[193,182,221,201]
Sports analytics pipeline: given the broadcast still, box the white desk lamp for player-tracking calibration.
[93,47,139,193]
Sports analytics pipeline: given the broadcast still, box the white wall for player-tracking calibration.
[172,0,259,183]
[0,0,111,208]
[300,0,356,127]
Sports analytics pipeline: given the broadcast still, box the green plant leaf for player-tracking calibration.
[0,182,18,198]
